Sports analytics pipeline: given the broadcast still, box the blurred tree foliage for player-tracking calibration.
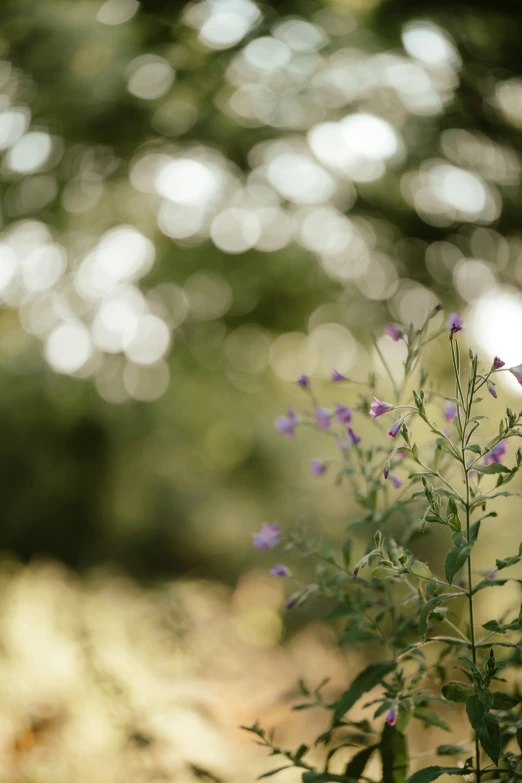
[0,0,521,578]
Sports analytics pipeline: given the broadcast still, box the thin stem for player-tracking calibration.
[415,457,465,504]
[397,635,471,660]
[443,617,471,644]
[372,334,400,402]
[458,348,481,783]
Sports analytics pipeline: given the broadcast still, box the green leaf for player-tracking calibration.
[517,727,522,753]
[333,661,396,720]
[380,724,408,783]
[458,657,482,679]
[344,744,378,780]
[442,682,473,703]
[469,520,481,544]
[446,497,461,532]
[410,561,433,580]
[476,687,493,711]
[474,463,511,474]
[339,624,379,643]
[466,695,500,765]
[465,444,482,454]
[294,745,309,761]
[480,713,501,765]
[373,566,400,579]
[413,707,451,732]
[465,695,485,726]
[404,766,469,783]
[482,619,505,634]
[419,596,451,638]
[496,555,521,570]
[317,544,336,563]
[258,767,293,778]
[325,604,353,620]
[491,692,520,710]
[436,745,467,756]
[445,545,472,585]
[472,578,509,593]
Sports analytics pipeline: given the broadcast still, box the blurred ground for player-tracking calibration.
[0,559,493,783]
[0,560,353,782]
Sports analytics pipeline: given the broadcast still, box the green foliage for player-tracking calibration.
[333,662,397,721]
[249,326,522,783]
[445,545,472,585]
[381,725,408,783]
[404,767,470,783]
[343,744,378,780]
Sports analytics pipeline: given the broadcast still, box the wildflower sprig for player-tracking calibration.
[250,309,522,783]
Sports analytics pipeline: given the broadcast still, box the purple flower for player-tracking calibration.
[253,523,280,550]
[315,406,331,430]
[444,401,457,422]
[386,708,397,726]
[484,440,507,465]
[348,427,361,445]
[285,596,298,609]
[488,383,497,399]
[385,324,404,342]
[352,567,359,580]
[383,466,389,479]
[331,369,347,382]
[271,564,291,577]
[389,418,403,438]
[275,408,298,437]
[370,397,394,418]
[448,312,464,336]
[510,364,522,385]
[296,374,309,389]
[396,449,406,458]
[310,459,327,477]
[335,404,352,426]
[493,357,505,369]
[390,474,402,488]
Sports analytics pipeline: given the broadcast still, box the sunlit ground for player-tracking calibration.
[0,555,519,782]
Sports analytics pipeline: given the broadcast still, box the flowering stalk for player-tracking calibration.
[451,342,481,783]
[250,310,522,783]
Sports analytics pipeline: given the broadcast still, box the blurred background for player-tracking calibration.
[0,0,521,779]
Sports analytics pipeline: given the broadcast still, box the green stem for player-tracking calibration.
[459,351,481,783]
[372,334,400,402]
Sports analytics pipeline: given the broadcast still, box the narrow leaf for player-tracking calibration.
[258,767,293,778]
[413,707,451,732]
[380,724,408,783]
[333,661,396,720]
[474,463,511,475]
[410,561,433,580]
[445,545,472,585]
[404,766,469,783]
[436,745,467,756]
[466,695,500,765]
[491,692,520,710]
[344,744,378,780]
[442,682,473,704]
